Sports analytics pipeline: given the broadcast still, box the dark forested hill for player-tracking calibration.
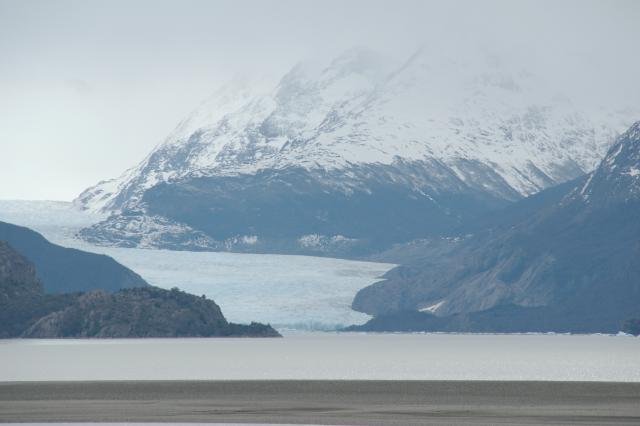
[22,286,280,338]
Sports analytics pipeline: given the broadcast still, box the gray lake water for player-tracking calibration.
[1,332,638,382]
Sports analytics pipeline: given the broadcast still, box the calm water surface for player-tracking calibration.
[1,332,638,382]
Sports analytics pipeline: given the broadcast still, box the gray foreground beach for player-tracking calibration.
[1,380,640,425]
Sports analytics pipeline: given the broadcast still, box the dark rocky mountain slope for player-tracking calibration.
[351,121,640,333]
[80,164,510,257]
[0,241,76,337]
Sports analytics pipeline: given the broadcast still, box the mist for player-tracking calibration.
[1,0,638,200]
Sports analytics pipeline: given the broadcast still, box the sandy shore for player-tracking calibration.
[1,380,639,425]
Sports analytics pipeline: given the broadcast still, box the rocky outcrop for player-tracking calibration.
[24,286,279,338]
[0,241,41,297]
[0,241,74,338]
[0,233,279,338]
[622,319,640,336]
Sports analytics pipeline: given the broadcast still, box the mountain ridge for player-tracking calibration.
[74,47,637,256]
[351,121,640,333]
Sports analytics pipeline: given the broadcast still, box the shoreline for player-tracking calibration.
[2,330,638,337]
[2,380,639,425]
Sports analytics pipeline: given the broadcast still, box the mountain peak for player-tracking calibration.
[579,120,640,203]
[624,120,640,140]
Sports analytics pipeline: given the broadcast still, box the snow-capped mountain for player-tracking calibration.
[75,47,637,255]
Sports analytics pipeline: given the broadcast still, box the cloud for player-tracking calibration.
[0,0,638,200]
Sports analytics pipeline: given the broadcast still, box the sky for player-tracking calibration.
[1,0,639,200]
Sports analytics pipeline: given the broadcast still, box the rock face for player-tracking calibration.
[0,241,74,338]
[0,230,279,338]
[0,241,41,296]
[622,319,640,336]
[23,287,280,338]
[75,47,636,256]
[0,221,148,293]
[352,121,640,333]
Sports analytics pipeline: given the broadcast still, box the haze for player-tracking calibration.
[1,0,638,200]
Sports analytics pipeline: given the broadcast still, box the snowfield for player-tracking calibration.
[0,200,393,330]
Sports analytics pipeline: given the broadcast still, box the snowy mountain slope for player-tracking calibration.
[579,121,640,203]
[319,47,623,196]
[76,48,393,213]
[75,47,637,255]
[352,121,640,333]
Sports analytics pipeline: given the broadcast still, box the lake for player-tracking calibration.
[1,332,638,382]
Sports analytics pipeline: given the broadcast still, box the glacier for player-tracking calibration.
[0,200,393,330]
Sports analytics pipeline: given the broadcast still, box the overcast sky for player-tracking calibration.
[1,0,639,200]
